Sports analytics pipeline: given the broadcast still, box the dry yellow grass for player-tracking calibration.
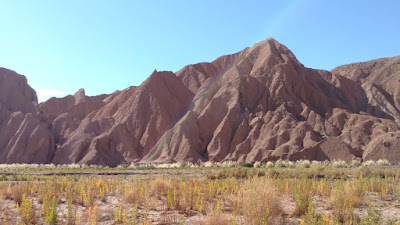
[0,183,6,205]
[241,177,284,225]
[201,212,230,225]
[150,176,173,199]
[124,185,145,206]
[11,184,25,205]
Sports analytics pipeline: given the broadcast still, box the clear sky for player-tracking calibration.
[1,1,399,102]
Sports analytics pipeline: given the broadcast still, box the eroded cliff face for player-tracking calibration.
[0,68,54,163]
[332,56,400,163]
[144,38,400,164]
[1,38,399,165]
[46,70,193,166]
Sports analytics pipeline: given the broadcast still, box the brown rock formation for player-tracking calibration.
[50,70,193,166]
[144,39,400,163]
[332,56,400,120]
[0,68,54,163]
[332,56,400,162]
[0,38,399,165]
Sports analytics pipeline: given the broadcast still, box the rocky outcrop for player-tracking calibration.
[144,39,400,163]
[38,88,108,148]
[51,70,193,166]
[332,56,400,120]
[363,132,400,163]
[0,68,54,163]
[0,38,399,165]
[332,56,400,162]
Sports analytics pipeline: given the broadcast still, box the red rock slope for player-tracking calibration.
[144,39,400,164]
[332,56,400,163]
[45,70,193,166]
[0,68,54,163]
[0,38,399,165]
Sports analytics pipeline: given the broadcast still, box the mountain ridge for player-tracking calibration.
[0,38,399,165]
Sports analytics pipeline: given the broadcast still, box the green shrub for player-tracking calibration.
[291,186,312,217]
[355,204,381,225]
[42,196,58,225]
[118,164,131,169]
[239,163,254,168]
[0,174,7,181]
[19,194,37,225]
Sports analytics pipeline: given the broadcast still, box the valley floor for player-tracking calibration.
[1,162,400,224]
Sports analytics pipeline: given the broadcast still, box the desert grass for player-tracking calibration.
[150,176,173,199]
[201,211,230,225]
[11,184,25,205]
[241,177,284,224]
[0,163,400,224]
[124,184,146,207]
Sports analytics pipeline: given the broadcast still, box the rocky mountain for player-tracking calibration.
[0,68,54,163]
[332,56,400,162]
[0,38,399,166]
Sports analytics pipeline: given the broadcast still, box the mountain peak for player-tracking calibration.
[249,37,298,61]
[256,37,280,45]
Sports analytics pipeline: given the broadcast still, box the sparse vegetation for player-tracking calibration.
[0,160,399,224]
[18,193,37,225]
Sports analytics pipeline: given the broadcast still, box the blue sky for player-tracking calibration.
[1,1,399,102]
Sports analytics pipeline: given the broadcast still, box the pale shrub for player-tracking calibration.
[67,164,81,169]
[296,160,311,168]
[275,159,285,168]
[154,163,170,169]
[265,161,274,168]
[168,163,181,169]
[350,159,362,167]
[376,159,390,166]
[275,160,294,168]
[310,160,331,168]
[190,163,199,168]
[180,161,196,168]
[287,161,295,168]
[311,160,322,166]
[203,161,214,168]
[332,160,348,168]
[89,165,103,169]
[221,161,236,168]
[362,160,376,167]
[45,164,56,169]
